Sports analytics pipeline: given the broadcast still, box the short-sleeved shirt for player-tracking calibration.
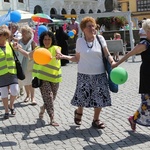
[76,35,107,75]
[14,30,22,40]
[68,23,79,33]
[139,28,147,39]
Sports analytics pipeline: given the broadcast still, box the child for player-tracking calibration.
[113,33,121,62]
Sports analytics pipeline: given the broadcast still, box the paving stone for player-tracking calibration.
[0,56,150,150]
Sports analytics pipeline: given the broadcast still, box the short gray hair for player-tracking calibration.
[142,19,150,32]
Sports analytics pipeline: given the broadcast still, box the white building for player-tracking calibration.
[0,0,105,18]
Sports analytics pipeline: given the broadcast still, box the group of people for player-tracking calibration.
[0,16,150,131]
[0,24,62,126]
[56,16,150,131]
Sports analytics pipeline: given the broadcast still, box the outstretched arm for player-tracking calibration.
[56,52,80,62]
[113,44,146,67]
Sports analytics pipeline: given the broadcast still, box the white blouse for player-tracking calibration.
[76,35,107,75]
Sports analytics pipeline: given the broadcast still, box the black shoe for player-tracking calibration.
[4,113,9,119]
[9,107,16,115]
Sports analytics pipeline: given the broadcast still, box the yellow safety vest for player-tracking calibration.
[0,42,16,76]
[32,45,62,83]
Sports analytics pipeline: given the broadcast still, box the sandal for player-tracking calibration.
[50,120,59,126]
[39,106,45,119]
[3,113,9,119]
[31,100,37,106]
[92,120,105,129]
[128,116,136,131]
[24,97,30,102]
[74,109,82,125]
[9,107,16,115]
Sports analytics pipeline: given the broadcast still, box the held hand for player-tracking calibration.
[28,51,34,59]
[12,42,22,51]
[55,53,64,60]
[12,42,18,50]
[111,61,118,69]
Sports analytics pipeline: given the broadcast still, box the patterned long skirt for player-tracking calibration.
[133,94,150,126]
[71,73,111,108]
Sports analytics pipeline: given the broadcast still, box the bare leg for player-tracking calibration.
[9,95,17,109]
[93,107,101,121]
[29,85,36,105]
[76,107,83,115]
[2,97,9,119]
[2,97,9,113]
[92,107,105,129]
[9,95,17,115]
[24,85,30,102]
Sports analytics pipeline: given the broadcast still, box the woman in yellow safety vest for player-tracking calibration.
[15,31,62,126]
[0,25,19,119]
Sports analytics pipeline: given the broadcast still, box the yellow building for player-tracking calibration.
[118,0,150,21]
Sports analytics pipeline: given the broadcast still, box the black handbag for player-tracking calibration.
[10,44,25,80]
[32,77,43,88]
[96,35,118,93]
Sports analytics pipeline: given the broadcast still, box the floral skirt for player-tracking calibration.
[71,73,111,108]
[133,94,150,126]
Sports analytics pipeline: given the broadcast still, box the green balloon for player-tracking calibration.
[110,67,128,85]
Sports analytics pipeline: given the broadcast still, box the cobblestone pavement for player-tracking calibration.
[0,55,150,150]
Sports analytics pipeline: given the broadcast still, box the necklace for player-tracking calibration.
[85,37,94,48]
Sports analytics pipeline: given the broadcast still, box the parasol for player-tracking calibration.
[31,13,53,23]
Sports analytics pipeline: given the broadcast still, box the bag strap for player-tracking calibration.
[96,35,110,60]
[96,35,105,59]
[9,43,19,61]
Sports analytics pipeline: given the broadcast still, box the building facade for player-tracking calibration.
[118,0,150,21]
[0,0,105,17]
[1,0,150,22]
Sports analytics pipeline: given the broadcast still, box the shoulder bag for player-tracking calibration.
[32,77,43,88]
[9,44,25,80]
[96,35,118,93]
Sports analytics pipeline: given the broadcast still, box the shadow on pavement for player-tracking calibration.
[83,130,150,150]
[32,125,103,144]
[0,141,17,147]
[0,118,46,146]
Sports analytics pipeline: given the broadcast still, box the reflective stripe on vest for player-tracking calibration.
[32,45,62,83]
[0,42,16,75]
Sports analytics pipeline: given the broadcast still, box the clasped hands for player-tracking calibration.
[12,42,22,51]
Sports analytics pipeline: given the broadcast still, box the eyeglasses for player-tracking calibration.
[0,34,3,36]
[86,25,95,28]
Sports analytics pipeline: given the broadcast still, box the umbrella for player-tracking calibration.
[31,13,53,23]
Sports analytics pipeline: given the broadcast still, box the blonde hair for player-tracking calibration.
[142,19,150,32]
[20,25,33,39]
[80,16,96,31]
[0,25,11,38]
[114,32,121,39]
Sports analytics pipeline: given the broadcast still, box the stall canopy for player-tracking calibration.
[78,11,135,61]
[17,10,33,23]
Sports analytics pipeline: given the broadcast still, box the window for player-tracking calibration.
[118,2,122,11]
[4,0,10,2]
[118,2,129,11]
[18,0,23,3]
[137,0,150,11]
